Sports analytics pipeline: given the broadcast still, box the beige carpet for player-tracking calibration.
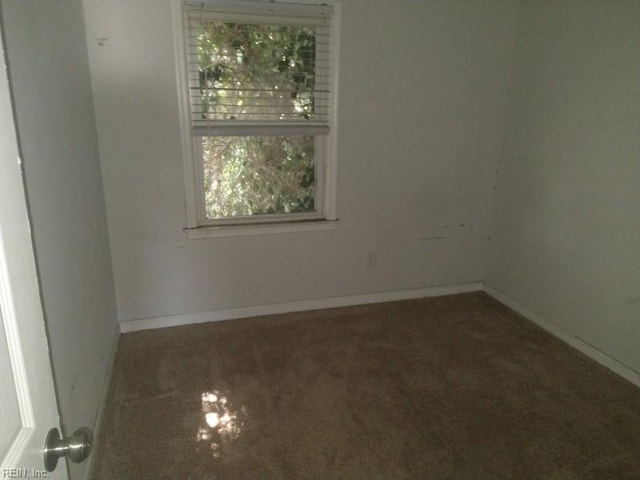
[91,292,640,479]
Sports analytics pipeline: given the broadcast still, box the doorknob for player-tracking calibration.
[43,427,93,472]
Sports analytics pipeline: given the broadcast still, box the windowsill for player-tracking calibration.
[184,219,339,239]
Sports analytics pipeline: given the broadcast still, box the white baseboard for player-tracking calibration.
[483,284,640,389]
[85,324,121,480]
[120,282,483,333]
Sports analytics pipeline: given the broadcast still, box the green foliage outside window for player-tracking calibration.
[196,21,318,219]
[202,135,315,218]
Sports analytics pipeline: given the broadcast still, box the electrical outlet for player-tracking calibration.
[366,251,377,270]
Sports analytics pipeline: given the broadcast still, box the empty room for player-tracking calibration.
[0,0,638,479]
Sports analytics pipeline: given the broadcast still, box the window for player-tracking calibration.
[175,0,338,236]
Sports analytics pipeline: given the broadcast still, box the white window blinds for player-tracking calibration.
[184,1,333,136]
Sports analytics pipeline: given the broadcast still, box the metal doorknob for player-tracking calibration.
[43,427,93,472]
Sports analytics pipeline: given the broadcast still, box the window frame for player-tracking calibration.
[172,0,340,237]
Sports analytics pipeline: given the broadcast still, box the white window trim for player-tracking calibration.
[186,219,338,239]
[172,0,340,238]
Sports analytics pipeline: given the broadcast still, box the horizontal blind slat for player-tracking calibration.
[193,123,329,137]
[184,1,333,19]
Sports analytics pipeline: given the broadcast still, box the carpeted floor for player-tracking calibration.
[91,292,640,479]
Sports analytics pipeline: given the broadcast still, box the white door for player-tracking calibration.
[0,25,68,480]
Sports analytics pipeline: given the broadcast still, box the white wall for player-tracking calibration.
[487,1,640,373]
[0,1,119,478]
[82,0,519,324]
